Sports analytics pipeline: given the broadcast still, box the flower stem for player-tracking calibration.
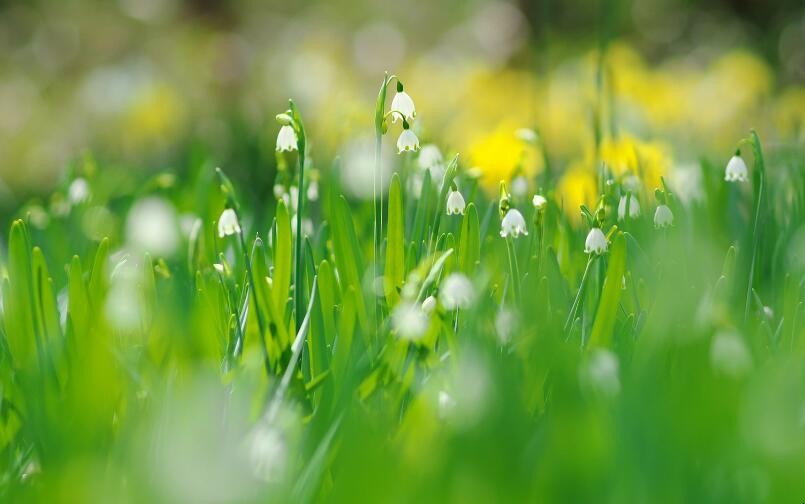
[506,236,521,304]
[237,229,270,375]
[744,130,766,322]
[564,256,595,334]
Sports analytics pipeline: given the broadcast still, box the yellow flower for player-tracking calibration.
[599,134,670,191]
[468,123,544,193]
[123,84,184,149]
[773,87,805,140]
[556,163,598,224]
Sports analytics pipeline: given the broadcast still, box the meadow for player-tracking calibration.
[1,2,805,502]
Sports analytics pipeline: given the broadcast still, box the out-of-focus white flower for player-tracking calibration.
[247,422,287,483]
[617,194,640,220]
[218,208,241,238]
[392,302,429,340]
[290,215,313,238]
[511,176,529,199]
[288,186,299,213]
[273,184,286,200]
[397,129,420,153]
[532,194,547,211]
[418,144,443,171]
[622,175,641,194]
[500,209,528,238]
[584,228,608,255]
[422,295,437,314]
[213,263,225,274]
[276,125,298,152]
[763,306,774,320]
[439,273,474,310]
[710,331,752,378]
[390,90,415,123]
[725,154,748,182]
[446,189,466,215]
[583,348,621,397]
[126,197,179,257]
[515,128,537,143]
[495,308,518,345]
[306,180,318,201]
[68,177,90,205]
[654,204,674,228]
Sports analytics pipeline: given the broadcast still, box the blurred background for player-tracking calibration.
[0,0,803,211]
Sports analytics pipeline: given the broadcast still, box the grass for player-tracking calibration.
[0,90,804,504]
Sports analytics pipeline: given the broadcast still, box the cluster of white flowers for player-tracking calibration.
[390,84,420,154]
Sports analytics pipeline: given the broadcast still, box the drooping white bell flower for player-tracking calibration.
[532,194,547,211]
[654,204,674,228]
[392,302,429,340]
[218,208,241,238]
[421,295,437,314]
[390,90,416,123]
[276,125,298,152]
[396,129,420,153]
[617,195,640,220]
[584,228,608,255]
[724,154,748,182]
[446,189,466,216]
[500,209,528,238]
[306,180,319,201]
[439,273,474,310]
[68,177,90,205]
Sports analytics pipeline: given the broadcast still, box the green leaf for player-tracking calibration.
[330,195,368,331]
[68,255,91,341]
[589,232,627,348]
[5,220,35,366]
[273,200,292,327]
[458,203,480,274]
[88,237,110,309]
[385,173,405,306]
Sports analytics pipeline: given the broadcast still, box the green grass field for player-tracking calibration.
[1,17,805,501]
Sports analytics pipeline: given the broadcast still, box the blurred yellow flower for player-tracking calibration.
[774,87,805,140]
[468,123,544,192]
[556,164,597,224]
[123,84,185,150]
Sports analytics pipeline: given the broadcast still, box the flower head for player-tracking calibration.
[654,204,674,228]
[422,295,437,314]
[127,197,179,256]
[532,194,547,211]
[276,125,298,152]
[710,331,752,378]
[68,178,90,205]
[617,194,640,220]
[390,90,416,123]
[446,189,466,216]
[418,144,443,171]
[725,154,748,182]
[584,227,608,255]
[218,208,241,238]
[397,128,420,154]
[439,273,474,310]
[500,209,528,238]
[392,302,429,340]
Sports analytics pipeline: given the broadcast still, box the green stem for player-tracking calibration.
[564,256,595,334]
[744,131,766,322]
[506,237,521,304]
[237,229,270,375]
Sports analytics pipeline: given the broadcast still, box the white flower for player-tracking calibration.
[392,302,429,340]
[618,195,640,220]
[654,204,674,228]
[390,91,416,123]
[273,184,286,200]
[710,331,752,378]
[213,263,225,274]
[437,391,456,420]
[218,208,241,238]
[532,194,547,211]
[68,177,90,205]
[247,422,288,483]
[422,295,437,314]
[584,228,608,255]
[396,129,420,153]
[762,306,774,320]
[500,209,528,238]
[439,273,474,310]
[583,349,621,397]
[724,154,748,182]
[446,189,466,216]
[418,144,443,171]
[495,309,518,345]
[126,197,179,257]
[276,125,298,152]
